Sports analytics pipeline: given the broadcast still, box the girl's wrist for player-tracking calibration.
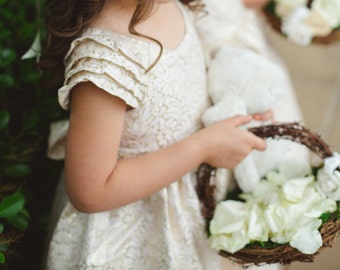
[187,129,211,165]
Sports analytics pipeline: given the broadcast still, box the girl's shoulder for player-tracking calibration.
[60,28,151,110]
[64,27,161,72]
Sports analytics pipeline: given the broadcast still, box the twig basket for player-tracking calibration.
[197,122,340,267]
[262,0,340,45]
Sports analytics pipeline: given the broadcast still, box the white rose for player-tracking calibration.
[275,0,308,18]
[312,0,340,28]
[281,6,314,46]
[304,10,334,36]
[316,170,340,200]
[316,153,340,201]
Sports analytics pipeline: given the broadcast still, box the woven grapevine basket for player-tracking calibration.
[263,0,340,45]
[197,122,340,267]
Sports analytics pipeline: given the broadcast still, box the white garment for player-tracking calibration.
[46,4,219,270]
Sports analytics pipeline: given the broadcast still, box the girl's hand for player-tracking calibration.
[252,109,274,122]
[243,0,270,8]
[196,115,266,169]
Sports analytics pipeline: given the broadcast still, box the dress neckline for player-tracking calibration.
[84,1,190,53]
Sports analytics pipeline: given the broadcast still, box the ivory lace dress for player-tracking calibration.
[46,4,220,270]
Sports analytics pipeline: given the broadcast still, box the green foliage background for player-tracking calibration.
[0,0,66,269]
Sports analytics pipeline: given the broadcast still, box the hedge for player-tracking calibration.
[0,0,66,269]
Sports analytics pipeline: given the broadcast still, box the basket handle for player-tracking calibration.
[196,122,338,220]
[248,122,333,159]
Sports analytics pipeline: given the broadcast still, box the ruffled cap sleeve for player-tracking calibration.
[58,28,154,110]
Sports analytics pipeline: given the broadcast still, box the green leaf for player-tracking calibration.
[20,70,41,83]
[0,244,8,253]
[264,1,276,16]
[20,208,30,219]
[0,224,3,234]
[0,28,10,40]
[0,48,16,66]
[3,163,31,178]
[22,109,39,130]
[0,193,25,218]
[0,74,14,88]
[0,109,10,130]
[0,252,5,264]
[320,212,331,224]
[7,213,29,230]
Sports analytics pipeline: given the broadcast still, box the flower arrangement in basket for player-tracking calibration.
[197,122,340,267]
[263,0,340,46]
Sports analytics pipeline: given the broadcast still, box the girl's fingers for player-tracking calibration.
[253,109,274,121]
[251,134,267,151]
[221,115,267,151]
[228,114,253,127]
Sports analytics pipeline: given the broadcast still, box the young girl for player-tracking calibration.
[42,0,268,269]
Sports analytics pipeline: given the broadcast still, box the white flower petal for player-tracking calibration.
[289,220,323,254]
[264,205,284,233]
[209,233,249,254]
[245,180,281,205]
[247,205,269,241]
[312,0,340,28]
[266,170,286,185]
[275,0,308,18]
[210,201,247,234]
[324,152,340,174]
[209,156,338,257]
[305,198,337,218]
[317,166,340,201]
[282,176,314,202]
[271,229,295,244]
[282,7,314,46]
[304,10,334,36]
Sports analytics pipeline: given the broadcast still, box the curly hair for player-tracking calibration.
[40,0,204,76]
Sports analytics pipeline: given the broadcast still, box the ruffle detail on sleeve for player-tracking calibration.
[59,29,158,110]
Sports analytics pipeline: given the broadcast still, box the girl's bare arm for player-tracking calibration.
[65,82,266,212]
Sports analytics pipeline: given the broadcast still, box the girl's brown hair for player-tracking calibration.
[40,0,204,78]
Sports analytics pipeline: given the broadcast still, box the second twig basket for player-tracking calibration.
[262,0,340,45]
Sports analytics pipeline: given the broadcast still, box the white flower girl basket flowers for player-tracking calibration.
[263,0,340,46]
[197,122,340,267]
